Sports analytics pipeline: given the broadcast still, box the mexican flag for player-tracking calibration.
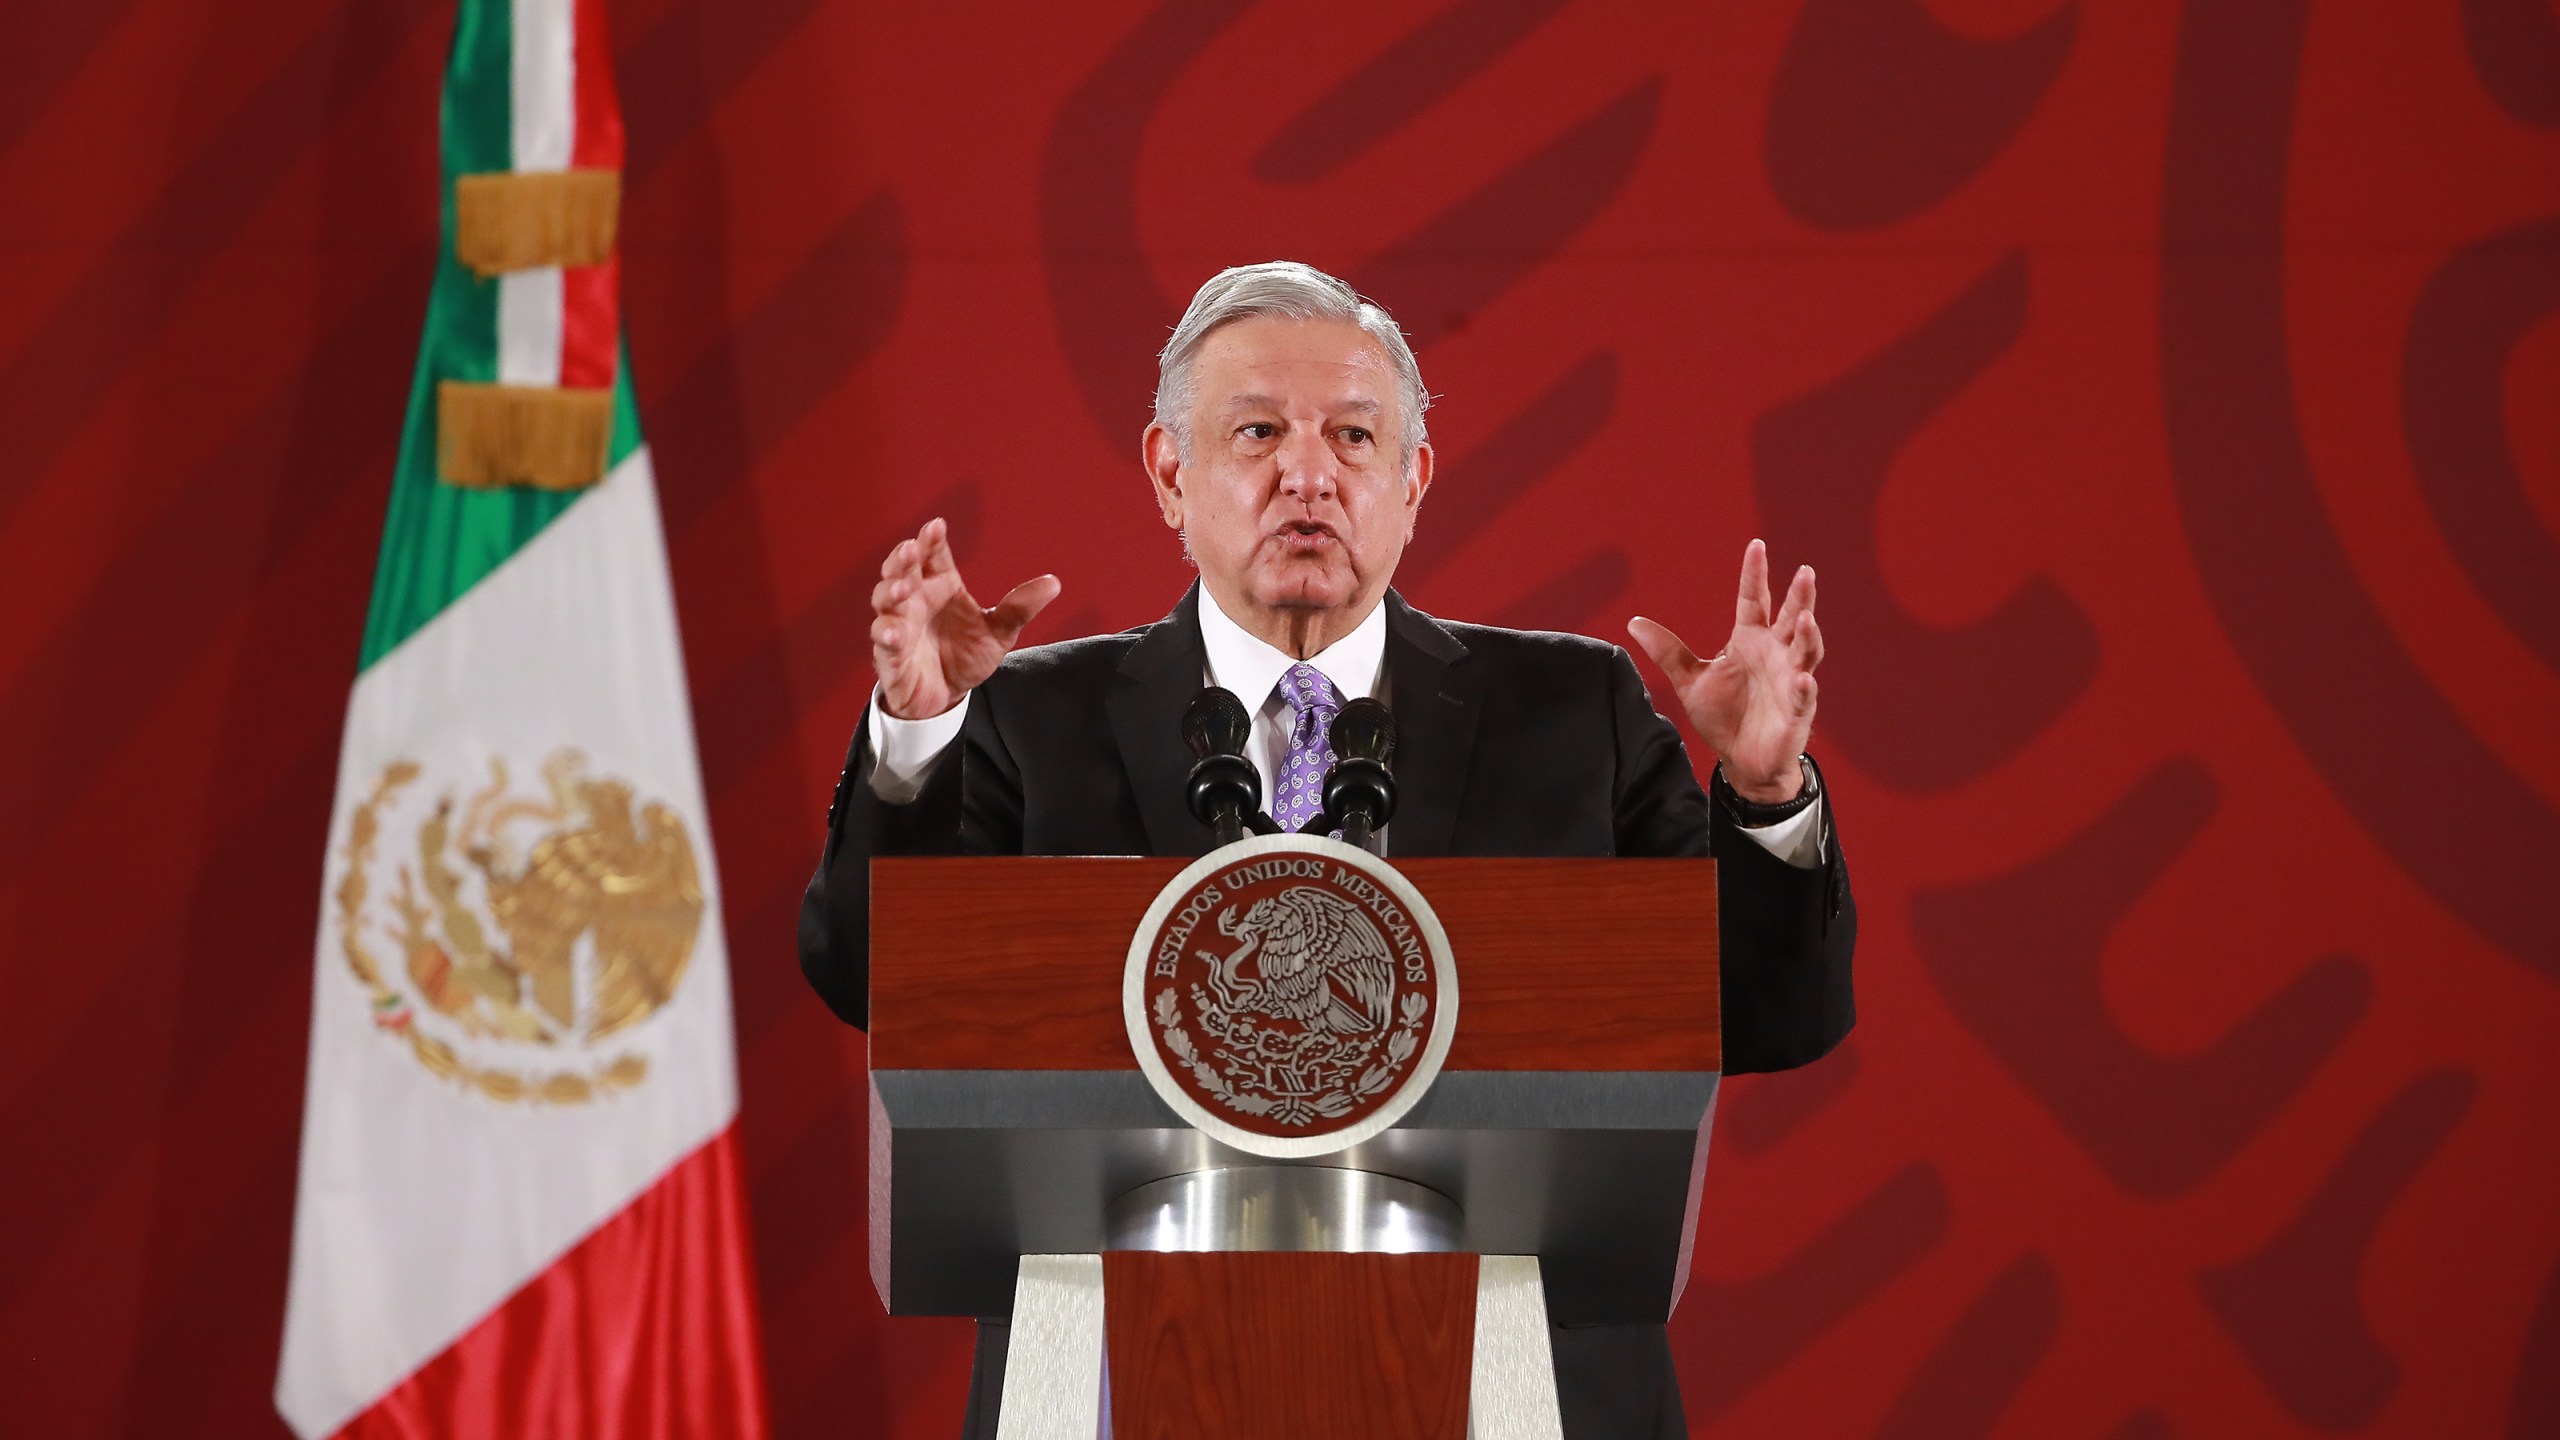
[274,0,768,1434]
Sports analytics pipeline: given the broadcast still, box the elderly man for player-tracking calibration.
[800,261,1854,1440]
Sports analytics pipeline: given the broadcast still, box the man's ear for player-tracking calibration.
[1405,440,1435,518]
[1142,422,1185,529]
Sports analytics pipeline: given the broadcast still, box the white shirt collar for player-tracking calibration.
[1196,585,1388,712]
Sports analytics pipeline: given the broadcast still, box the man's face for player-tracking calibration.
[1145,315,1433,626]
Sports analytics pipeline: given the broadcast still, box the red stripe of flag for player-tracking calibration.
[332,1126,771,1439]
[560,0,621,390]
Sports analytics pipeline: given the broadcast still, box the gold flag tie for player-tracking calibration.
[438,167,621,491]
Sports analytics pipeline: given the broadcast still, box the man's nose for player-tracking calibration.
[1275,428,1337,503]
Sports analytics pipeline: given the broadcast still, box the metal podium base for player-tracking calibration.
[1103,1166,1465,1254]
[998,1167,1561,1440]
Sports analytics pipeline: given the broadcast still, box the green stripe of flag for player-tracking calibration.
[357,0,643,672]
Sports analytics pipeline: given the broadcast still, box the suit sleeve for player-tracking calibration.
[1605,647,1857,1075]
[798,678,1035,1029]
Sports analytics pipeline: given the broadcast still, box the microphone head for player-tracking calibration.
[1329,697,1396,766]
[1182,686,1252,759]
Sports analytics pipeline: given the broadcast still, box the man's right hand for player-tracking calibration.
[870,517,1061,720]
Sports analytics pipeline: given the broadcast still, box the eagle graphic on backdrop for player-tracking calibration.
[1203,886,1396,1036]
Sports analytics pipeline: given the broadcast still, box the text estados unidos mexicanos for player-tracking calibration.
[1151,858,1429,983]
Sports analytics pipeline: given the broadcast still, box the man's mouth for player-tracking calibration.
[1275,521,1337,550]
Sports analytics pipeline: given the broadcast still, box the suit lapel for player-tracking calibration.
[1382,592,1484,857]
[1108,583,1214,857]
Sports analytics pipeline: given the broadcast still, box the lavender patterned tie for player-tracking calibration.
[1272,662,1341,834]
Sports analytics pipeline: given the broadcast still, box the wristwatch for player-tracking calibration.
[1713,755,1820,828]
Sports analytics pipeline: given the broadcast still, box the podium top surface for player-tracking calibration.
[871,855,1718,1074]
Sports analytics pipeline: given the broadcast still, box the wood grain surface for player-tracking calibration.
[869,857,1718,1072]
[1102,1251,1476,1440]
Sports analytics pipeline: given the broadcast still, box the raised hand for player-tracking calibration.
[1627,539,1823,803]
[870,517,1061,720]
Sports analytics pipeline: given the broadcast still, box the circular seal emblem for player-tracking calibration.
[1124,834,1458,1158]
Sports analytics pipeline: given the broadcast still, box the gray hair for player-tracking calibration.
[1154,261,1431,466]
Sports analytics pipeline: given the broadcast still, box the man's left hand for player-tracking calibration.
[1628,539,1823,804]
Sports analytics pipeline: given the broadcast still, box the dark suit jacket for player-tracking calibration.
[797,585,1858,1438]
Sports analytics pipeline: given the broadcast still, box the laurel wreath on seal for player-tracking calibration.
[1156,987,1428,1128]
[337,761,650,1106]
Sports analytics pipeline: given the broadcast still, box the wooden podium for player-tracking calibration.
[868,855,1721,1439]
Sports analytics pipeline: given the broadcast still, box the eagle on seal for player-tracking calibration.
[1204,885,1396,1036]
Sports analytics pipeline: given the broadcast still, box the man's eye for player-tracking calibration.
[1339,427,1372,446]
[1239,423,1276,440]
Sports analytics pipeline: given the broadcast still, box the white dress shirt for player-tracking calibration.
[864,589,1823,866]
[1193,581,1389,813]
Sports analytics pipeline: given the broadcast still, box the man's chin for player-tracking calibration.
[1246,571,1357,613]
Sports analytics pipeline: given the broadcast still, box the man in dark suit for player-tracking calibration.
[800,261,1854,1439]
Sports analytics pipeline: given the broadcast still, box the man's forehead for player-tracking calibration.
[1200,328,1391,415]
[1197,316,1393,381]
[1213,389,1382,416]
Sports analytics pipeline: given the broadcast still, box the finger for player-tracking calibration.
[1773,563,1815,633]
[881,537,920,582]
[870,613,908,655]
[1735,539,1771,629]
[917,517,956,579]
[1794,611,1825,671]
[1627,615,1708,687]
[873,576,919,615]
[985,574,1063,645]
[1791,671,1818,717]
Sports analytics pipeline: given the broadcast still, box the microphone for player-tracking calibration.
[1181,687,1268,846]
[1317,697,1397,853]
[1181,686,1252,761]
[1330,696,1395,767]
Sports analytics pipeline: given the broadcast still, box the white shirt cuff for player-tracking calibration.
[865,689,969,803]
[1734,798,1826,869]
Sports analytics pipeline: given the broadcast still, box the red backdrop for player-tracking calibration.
[3,0,2557,1435]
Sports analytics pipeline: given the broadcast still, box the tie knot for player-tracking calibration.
[1277,662,1340,729]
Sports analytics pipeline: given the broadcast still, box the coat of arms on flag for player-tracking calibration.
[333,750,705,1103]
